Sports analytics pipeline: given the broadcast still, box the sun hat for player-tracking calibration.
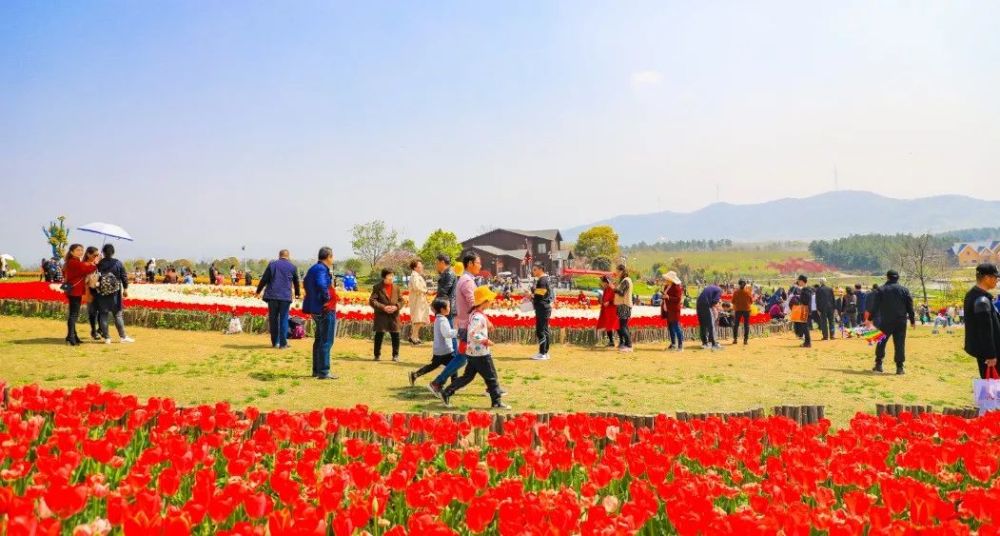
[663,271,681,284]
[474,285,497,307]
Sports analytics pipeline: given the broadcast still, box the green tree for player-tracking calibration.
[352,220,399,272]
[574,226,619,264]
[399,239,418,254]
[418,229,463,267]
[591,255,612,271]
[342,258,364,275]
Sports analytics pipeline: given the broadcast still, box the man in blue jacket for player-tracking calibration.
[256,249,301,350]
[303,247,337,380]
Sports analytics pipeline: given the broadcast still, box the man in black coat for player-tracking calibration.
[866,270,915,375]
[815,278,836,340]
[435,254,458,353]
[964,263,1000,379]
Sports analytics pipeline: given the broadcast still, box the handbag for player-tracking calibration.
[975,365,1000,416]
[790,304,809,323]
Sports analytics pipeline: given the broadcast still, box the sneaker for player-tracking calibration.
[895,365,905,375]
[408,371,417,387]
[391,355,400,362]
[532,353,550,361]
[711,344,724,351]
[273,344,281,349]
[872,363,884,373]
[675,346,683,353]
[491,401,511,410]
[104,339,112,345]
[701,344,711,350]
[120,337,135,343]
[486,388,509,397]
[441,391,452,408]
[666,344,676,351]
[315,374,338,380]
[427,382,443,399]
[91,331,101,341]
[373,356,381,362]
[529,352,544,360]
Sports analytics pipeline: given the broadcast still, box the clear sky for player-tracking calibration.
[2,1,998,263]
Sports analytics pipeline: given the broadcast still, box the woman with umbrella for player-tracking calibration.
[94,244,134,344]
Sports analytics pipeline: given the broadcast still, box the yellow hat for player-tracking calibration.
[474,285,496,307]
[453,262,464,276]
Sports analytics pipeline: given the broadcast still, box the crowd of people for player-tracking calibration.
[47,239,1000,409]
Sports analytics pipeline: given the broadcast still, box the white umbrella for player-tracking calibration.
[0,254,13,261]
[76,222,134,243]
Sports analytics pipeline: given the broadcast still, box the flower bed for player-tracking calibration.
[0,283,772,331]
[0,383,999,535]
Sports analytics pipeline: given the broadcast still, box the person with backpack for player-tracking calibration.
[62,243,97,346]
[94,244,133,344]
[255,249,301,350]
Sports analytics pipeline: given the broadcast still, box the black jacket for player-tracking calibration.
[436,268,457,312]
[797,285,814,310]
[533,275,554,311]
[94,258,128,313]
[867,281,914,327]
[964,286,1000,360]
[815,285,835,312]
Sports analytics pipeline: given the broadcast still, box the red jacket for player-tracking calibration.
[663,283,683,322]
[596,287,619,331]
[63,258,96,297]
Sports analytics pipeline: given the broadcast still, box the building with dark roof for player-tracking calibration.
[462,228,564,277]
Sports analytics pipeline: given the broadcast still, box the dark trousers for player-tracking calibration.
[819,309,836,339]
[978,358,996,379]
[697,306,715,345]
[443,355,501,403]
[374,331,400,358]
[843,311,856,330]
[99,310,126,340]
[875,321,907,365]
[88,303,98,335]
[267,300,291,348]
[414,353,458,382]
[667,320,683,348]
[733,311,750,343]
[604,330,616,346]
[617,312,632,348]
[311,312,335,377]
[796,322,811,345]
[535,307,551,354]
[67,296,82,341]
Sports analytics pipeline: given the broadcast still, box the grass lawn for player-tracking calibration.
[0,315,977,427]
[624,248,810,279]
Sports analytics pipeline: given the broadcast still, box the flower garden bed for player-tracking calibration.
[0,283,780,345]
[0,382,999,535]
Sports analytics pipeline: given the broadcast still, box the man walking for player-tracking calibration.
[732,279,753,345]
[964,263,1000,379]
[854,284,867,326]
[530,262,554,360]
[255,249,301,350]
[815,278,836,340]
[302,247,337,380]
[429,252,480,396]
[866,270,915,375]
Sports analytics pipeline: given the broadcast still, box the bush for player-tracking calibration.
[572,275,601,290]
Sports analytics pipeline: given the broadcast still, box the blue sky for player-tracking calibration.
[2,1,998,262]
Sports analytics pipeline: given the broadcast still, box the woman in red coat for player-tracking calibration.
[596,275,619,347]
[662,271,684,351]
[62,243,97,346]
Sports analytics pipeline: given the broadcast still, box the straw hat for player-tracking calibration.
[474,285,497,307]
[664,271,681,285]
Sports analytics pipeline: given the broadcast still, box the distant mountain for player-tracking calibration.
[565,191,1000,245]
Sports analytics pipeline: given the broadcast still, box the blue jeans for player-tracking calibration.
[312,312,335,377]
[667,320,683,348]
[268,300,291,348]
[433,353,467,386]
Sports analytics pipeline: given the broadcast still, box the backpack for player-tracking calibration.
[288,323,305,340]
[97,270,122,296]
